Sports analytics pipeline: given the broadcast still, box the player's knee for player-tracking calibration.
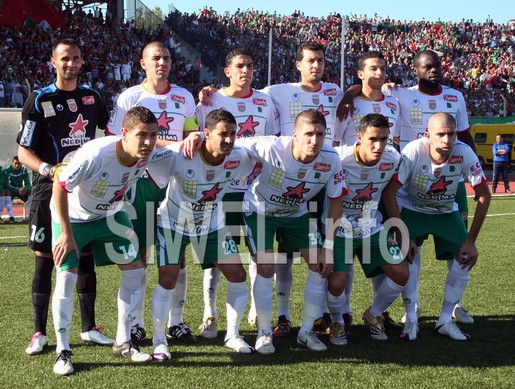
[328,272,347,296]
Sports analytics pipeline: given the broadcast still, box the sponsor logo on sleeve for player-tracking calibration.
[20,120,36,146]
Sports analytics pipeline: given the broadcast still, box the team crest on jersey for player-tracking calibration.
[158,99,167,110]
[379,163,394,171]
[448,155,463,164]
[171,95,185,104]
[312,95,320,105]
[324,88,337,96]
[360,170,369,180]
[314,163,330,172]
[433,167,442,177]
[444,95,458,102]
[428,100,437,110]
[206,170,215,181]
[224,160,240,169]
[386,102,397,111]
[120,173,130,184]
[373,104,381,113]
[67,99,78,112]
[237,102,246,112]
[252,98,266,106]
[297,169,307,179]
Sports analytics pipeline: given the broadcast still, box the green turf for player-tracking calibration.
[1,197,514,388]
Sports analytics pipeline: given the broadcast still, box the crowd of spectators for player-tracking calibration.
[0,5,514,116]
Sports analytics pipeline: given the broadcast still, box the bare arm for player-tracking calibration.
[336,84,361,121]
[52,178,79,267]
[17,145,46,173]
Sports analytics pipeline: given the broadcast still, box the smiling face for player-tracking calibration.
[51,43,82,83]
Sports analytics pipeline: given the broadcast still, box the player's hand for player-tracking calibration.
[318,248,334,278]
[179,132,204,159]
[336,92,355,121]
[457,239,478,270]
[49,162,68,181]
[52,233,79,268]
[198,86,219,106]
[406,240,418,264]
[19,187,27,196]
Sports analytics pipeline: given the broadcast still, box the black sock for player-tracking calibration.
[32,256,54,335]
[76,254,97,332]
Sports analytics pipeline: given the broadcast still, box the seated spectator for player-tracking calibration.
[4,156,32,223]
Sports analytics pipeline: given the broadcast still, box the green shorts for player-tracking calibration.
[333,230,404,277]
[244,212,321,254]
[222,192,244,245]
[52,210,141,271]
[125,177,167,250]
[156,226,240,269]
[401,208,468,260]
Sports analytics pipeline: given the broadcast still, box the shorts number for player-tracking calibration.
[30,225,45,243]
[222,239,238,255]
[389,246,401,260]
[308,232,322,246]
[119,244,137,260]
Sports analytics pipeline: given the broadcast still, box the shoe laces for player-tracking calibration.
[30,332,43,345]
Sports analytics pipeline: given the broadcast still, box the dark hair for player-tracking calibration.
[52,38,81,57]
[296,42,325,61]
[358,113,390,133]
[358,51,385,71]
[225,49,252,67]
[294,109,327,128]
[205,109,236,131]
[413,49,440,68]
[123,106,157,129]
[12,156,19,162]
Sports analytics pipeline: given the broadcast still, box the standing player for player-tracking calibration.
[146,109,255,359]
[237,109,345,353]
[4,156,32,222]
[108,41,199,345]
[195,49,279,338]
[17,38,112,356]
[383,113,491,341]
[50,106,158,375]
[325,113,408,342]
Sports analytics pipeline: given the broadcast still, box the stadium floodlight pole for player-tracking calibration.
[340,16,346,88]
[268,28,272,86]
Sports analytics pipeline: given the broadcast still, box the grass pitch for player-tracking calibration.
[0,197,514,388]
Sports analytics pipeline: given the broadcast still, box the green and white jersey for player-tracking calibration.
[237,136,346,218]
[326,144,400,238]
[397,138,485,214]
[148,143,255,235]
[4,165,31,194]
[196,88,279,193]
[389,85,469,151]
[262,82,354,145]
[108,82,199,141]
[339,94,400,145]
[51,136,152,222]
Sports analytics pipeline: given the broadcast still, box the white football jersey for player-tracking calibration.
[389,85,469,151]
[196,88,280,193]
[327,144,400,238]
[262,82,355,145]
[237,136,346,218]
[147,143,255,235]
[51,136,151,222]
[397,138,486,214]
[338,95,400,145]
[108,83,199,141]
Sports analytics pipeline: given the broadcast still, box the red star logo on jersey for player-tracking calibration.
[199,183,222,203]
[68,114,89,136]
[237,115,259,137]
[352,182,379,202]
[427,176,453,193]
[317,105,329,117]
[156,111,174,132]
[283,182,310,199]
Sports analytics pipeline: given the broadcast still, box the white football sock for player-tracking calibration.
[5,196,13,218]
[0,196,6,216]
[327,290,345,324]
[437,259,470,326]
[371,276,404,317]
[225,281,248,340]
[254,274,273,334]
[52,271,77,353]
[168,267,187,327]
[131,267,148,329]
[116,268,145,345]
[203,267,221,319]
[342,264,354,314]
[151,283,174,346]
[275,261,293,320]
[300,270,327,333]
[247,260,257,321]
[402,250,421,321]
